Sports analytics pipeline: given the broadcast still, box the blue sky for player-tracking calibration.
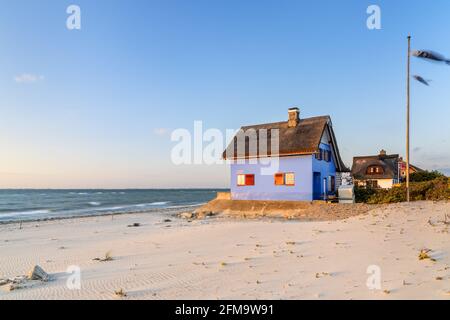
[1,0,449,188]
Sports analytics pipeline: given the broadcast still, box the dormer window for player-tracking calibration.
[367,166,384,175]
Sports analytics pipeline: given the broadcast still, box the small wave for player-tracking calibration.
[135,202,169,207]
[150,201,169,206]
[110,206,126,210]
[0,209,51,218]
[93,206,126,212]
[89,202,101,206]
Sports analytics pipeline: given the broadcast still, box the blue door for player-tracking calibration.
[313,172,321,200]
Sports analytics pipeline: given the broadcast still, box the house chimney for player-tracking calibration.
[379,149,387,157]
[288,107,300,128]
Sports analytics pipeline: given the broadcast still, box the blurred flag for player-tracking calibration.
[412,75,430,86]
[412,50,450,64]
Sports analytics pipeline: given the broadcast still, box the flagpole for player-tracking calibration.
[406,35,411,202]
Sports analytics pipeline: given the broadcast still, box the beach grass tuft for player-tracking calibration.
[114,288,127,297]
[93,250,114,262]
[418,249,436,261]
[104,251,113,261]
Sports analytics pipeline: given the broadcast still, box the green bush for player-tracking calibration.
[354,186,376,203]
[409,170,444,182]
[357,177,450,204]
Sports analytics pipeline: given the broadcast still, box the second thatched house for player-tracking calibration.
[351,149,423,189]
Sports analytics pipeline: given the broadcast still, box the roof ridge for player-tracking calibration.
[353,154,399,159]
[240,115,330,129]
[241,120,286,129]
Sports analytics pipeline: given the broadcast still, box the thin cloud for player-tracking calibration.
[414,151,450,173]
[436,168,450,176]
[153,128,169,136]
[14,73,45,84]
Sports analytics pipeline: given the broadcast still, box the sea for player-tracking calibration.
[0,189,226,223]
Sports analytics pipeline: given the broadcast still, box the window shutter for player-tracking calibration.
[274,173,284,185]
[245,174,255,186]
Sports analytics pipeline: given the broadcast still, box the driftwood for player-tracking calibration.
[27,265,50,281]
[127,223,141,227]
[0,267,50,292]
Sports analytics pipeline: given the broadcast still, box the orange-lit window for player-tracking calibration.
[285,173,295,186]
[367,166,384,175]
[237,174,245,186]
[237,174,255,186]
[274,173,284,185]
[274,173,295,186]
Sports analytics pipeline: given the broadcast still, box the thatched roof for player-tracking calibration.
[222,115,348,172]
[351,153,399,180]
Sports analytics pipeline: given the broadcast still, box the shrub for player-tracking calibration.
[354,186,376,203]
[409,170,444,182]
[358,177,450,204]
[366,186,405,204]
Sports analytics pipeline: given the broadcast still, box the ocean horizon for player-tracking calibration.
[0,189,227,223]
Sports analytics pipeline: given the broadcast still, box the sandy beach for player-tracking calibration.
[0,201,449,300]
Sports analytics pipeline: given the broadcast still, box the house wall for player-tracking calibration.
[312,143,337,197]
[377,179,394,189]
[230,155,314,201]
[230,142,338,201]
[354,179,394,189]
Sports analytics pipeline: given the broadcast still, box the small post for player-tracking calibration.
[406,35,411,202]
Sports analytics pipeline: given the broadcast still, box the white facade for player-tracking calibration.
[377,179,395,189]
[355,178,395,189]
